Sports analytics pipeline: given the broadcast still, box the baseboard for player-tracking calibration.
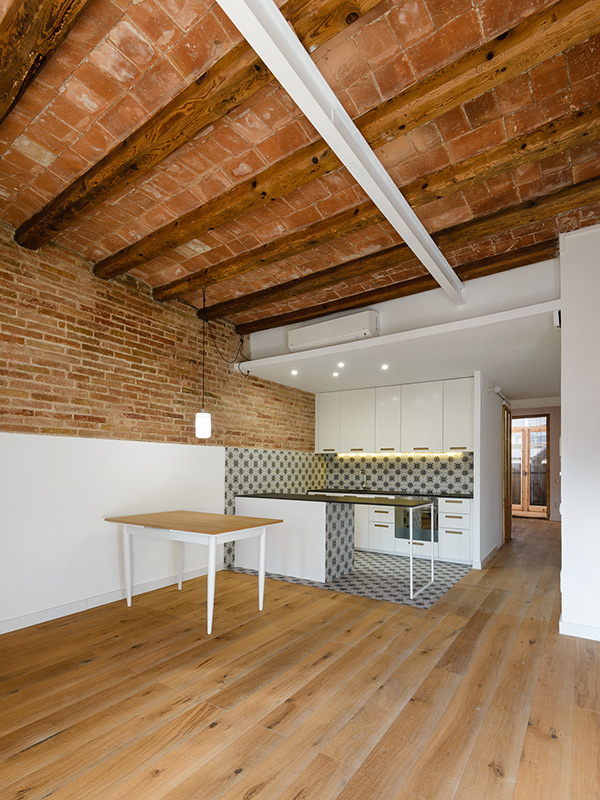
[473,544,500,570]
[0,565,223,635]
[559,615,600,642]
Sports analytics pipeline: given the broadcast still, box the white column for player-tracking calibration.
[559,223,600,641]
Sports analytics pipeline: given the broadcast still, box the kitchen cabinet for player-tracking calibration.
[316,392,340,453]
[438,497,472,562]
[443,377,474,451]
[340,388,375,453]
[354,504,369,549]
[401,381,443,452]
[375,385,402,452]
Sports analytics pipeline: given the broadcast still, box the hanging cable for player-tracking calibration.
[199,287,247,372]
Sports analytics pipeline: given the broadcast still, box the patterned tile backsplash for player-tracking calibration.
[324,453,474,495]
[224,447,473,568]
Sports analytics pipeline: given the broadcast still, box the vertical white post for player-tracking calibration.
[122,526,132,607]
[258,528,266,611]
[430,502,435,584]
[206,536,216,635]
[409,508,414,599]
[177,541,184,591]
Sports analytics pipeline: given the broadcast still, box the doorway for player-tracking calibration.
[511,415,550,518]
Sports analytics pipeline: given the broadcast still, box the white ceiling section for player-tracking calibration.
[240,302,562,401]
[215,0,465,305]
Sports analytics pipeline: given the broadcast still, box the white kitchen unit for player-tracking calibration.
[438,497,472,563]
[443,377,474,451]
[340,388,375,453]
[394,537,437,559]
[316,391,340,453]
[368,504,395,550]
[235,496,328,581]
[375,385,402,452]
[401,381,443,452]
[354,503,369,548]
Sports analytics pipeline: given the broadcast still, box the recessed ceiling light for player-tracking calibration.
[291,370,298,375]
[337,362,345,368]
[381,364,389,370]
[333,372,339,377]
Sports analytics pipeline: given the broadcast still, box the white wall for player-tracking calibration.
[559,224,600,641]
[473,371,504,568]
[0,433,225,633]
[251,258,560,359]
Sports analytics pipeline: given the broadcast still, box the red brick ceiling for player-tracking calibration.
[0,0,599,331]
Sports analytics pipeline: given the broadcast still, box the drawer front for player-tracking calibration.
[438,497,471,513]
[368,505,395,522]
[439,527,471,561]
[394,537,437,559]
[368,521,395,551]
[439,511,470,530]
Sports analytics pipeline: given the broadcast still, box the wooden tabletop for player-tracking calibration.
[105,510,283,535]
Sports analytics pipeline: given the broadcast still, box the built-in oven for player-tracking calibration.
[394,499,437,542]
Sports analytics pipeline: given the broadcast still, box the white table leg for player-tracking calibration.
[123,526,132,607]
[177,541,184,590]
[258,528,266,611]
[206,536,216,635]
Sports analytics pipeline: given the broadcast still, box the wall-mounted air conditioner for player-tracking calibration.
[288,310,379,352]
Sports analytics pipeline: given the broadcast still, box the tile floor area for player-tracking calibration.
[232,550,472,609]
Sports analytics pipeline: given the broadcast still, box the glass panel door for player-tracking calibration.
[511,416,548,518]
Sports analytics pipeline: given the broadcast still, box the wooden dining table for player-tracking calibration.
[105,510,282,634]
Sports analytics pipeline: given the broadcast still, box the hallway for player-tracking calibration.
[0,517,598,799]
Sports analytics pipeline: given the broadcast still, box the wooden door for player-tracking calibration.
[502,404,512,543]
[512,417,549,518]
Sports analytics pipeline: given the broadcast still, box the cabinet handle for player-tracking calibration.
[374,523,389,528]
[446,530,463,535]
[373,510,388,514]
[379,447,395,451]
[449,446,467,450]
[411,541,424,546]
[322,448,336,452]
[445,515,463,519]
[446,500,462,504]
[413,447,429,451]
[350,448,364,452]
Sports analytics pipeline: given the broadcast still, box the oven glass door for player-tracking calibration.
[395,505,437,542]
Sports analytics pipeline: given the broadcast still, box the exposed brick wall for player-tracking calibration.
[0,224,315,449]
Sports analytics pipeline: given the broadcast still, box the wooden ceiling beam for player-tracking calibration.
[0,0,93,126]
[234,239,560,333]
[14,0,381,250]
[92,0,599,281]
[213,175,600,321]
[154,103,600,302]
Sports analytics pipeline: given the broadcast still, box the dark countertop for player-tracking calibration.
[237,492,438,507]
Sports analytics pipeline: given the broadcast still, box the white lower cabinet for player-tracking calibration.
[355,496,473,564]
[438,497,472,563]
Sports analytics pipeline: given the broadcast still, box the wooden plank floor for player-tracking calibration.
[1,518,599,799]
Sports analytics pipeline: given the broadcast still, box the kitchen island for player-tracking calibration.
[235,492,436,596]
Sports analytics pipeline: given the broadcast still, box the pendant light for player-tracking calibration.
[195,287,211,438]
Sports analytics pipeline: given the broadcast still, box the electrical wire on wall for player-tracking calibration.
[198,287,249,377]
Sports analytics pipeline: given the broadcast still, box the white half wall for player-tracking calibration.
[0,433,225,633]
[473,371,504,568]
[559,224,600,641]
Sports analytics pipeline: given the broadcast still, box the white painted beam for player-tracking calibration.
[215,0,464,305]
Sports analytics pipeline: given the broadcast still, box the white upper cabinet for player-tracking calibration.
[443,377,474,451]
[340,388,375,453]
[401,381,443,452]
[316,392,340,453]
[375,385,401,452]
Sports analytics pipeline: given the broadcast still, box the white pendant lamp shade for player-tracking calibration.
[195,410,211,438]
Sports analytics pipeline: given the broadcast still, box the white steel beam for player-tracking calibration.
[215,0,465,305]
